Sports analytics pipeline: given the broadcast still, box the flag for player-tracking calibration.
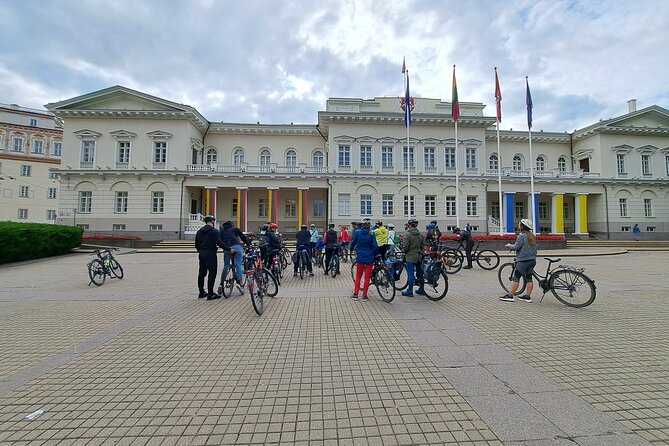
[402,57,406,74]
[452,65,460,122]
[494,68,502,123]
[526,77,533,129]
[404,73,411,127]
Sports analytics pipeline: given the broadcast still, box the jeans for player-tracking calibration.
[405,261,424,292]
[222,244,244,282]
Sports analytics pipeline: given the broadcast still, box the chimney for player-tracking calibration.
[627,99,637,113]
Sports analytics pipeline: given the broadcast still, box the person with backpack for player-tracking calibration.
[323,223,339,275]
[372,220,390,260]
[401,218,426,297]
[386,223,398,255]
[294,224,314,277]
[350,219,378,301]
[309,224,319,258]
[339,225,351,260]
[263,222,282,268]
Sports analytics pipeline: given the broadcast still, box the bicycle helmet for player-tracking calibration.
[520,218,534,230]
[203,215,215,223]
[269,222,278,230]
[328,223,335,228]
[376,220,383,226]
[301,224,308,229]
[387,223,395,228]
[452,227,461,234]
[407,218,418,226]
[261,223,269,232]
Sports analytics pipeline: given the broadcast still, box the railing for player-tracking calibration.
[488,216,500,234]
[338,165,351,172]
[184,224,203,234]
[115,162,129,170]
[465,167,479,175]
[276,166,299,173]
[535,171,555,178]
[381,165,394,173]
[360,165,373,172]
[425,166,437,174]
[152,162,166,170]
[189,213,204,222]
[79,161,94,169]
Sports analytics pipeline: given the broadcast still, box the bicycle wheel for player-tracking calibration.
[549,269,596,308]
[221,267,236,298]
[393,263,409,291]
[498,262,526,295]
[330,255,339,278]
[374,268,396,302]
[350,260,357,281]
[250,276,263,315]
[476,250,500,270]
[88,259,106,286]
[441,249,463,274]
[261,268,279,297]
[422,269,449,301]
[282,248,292,265]
[109,258,124,279]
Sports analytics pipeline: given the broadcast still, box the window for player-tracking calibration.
[512,155,523,171]
[616,153,627,174]
[260,149,271,167]
[403,146,415,169]
[285,149,297,167]
[338,145,350,167]
[12,138,24,152]
[644,198,653,217]
[444,147,455,169]
[515,202,525,220]
[115,191,128,213]
[360,194,372,216]
[30,118,38,127]
[19,185,30,197]
[382,194,394,215]
[465,148,477,169]
[152,191,164,213]
[313,150,324,168]
[48,172,60,179]
[466,196,477,216]
[536,156,546,171]
[53,142,62,156]
[445,196,456,217]
[81,141,95,163]
[360,146,372,168]
[489,154,499,171]
[117,141,131,164]
[33,140,44,154]
[539,202,548,220]
[79,191,92,213]
[381,146,394,168]
[403,195,415,216]
[205,148,217,165]
[621,226,630,232]
[154,142,167,164]
[338,194,350,216]
[76,224,89,230]
[113,224,126,231]
[46,210,56,220]
[18,209,28,219]
[641,154,651,175]
[558,156,567,172]
[232,198,238,217]
[47,187,57,199]
[563,202,571,220]
[259,198,268,218]
[646,226,656,232]
[21,165,31,176]
[619,198,628,217]
[313,199,324,217]
[491,201,500,219]
[425,195,436,216]
[285,199,296,217]
[424,147,436,169]
[150,224,163,231]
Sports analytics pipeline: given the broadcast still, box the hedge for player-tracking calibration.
[0,222,83,264]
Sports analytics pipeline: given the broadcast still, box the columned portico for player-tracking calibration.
[204,186,217,220]
[236,187,248,232]
[529,192,539,233]
[574,193,589,235]
[503,192,515,234]
[551,193,565,235]
[298,187,309,228]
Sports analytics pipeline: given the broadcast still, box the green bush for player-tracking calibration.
[0,222,83,264]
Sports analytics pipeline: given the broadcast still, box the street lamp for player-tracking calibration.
[73,208,77,227]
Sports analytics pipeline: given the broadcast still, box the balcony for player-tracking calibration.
[79,161,94,169]
[115,162,129,170]
[381,165,394,173]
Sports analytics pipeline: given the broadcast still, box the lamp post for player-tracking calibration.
[73,208,77,227]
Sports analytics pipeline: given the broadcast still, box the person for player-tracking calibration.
[500,218,538,303]
[314,236,324,268]
[294,224,314,276]
[323,223,339,274]
[372,220,390,260]
[339,225,351,260]
[195,216,231,300]
[309,224,319,257]
[633,224,641,241]
[219,220,251,295]
[350,219,378,301]
[386,223,397,256]
[425,220,441,246]
[465,222,473,234]
[453,226,475,269]
[401,218,426,297]
[264,222,282,268]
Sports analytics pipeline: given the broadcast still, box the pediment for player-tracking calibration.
[147,130,174,139]
[609,110,669,129]
[47,86,191,113]
[109,130,138,139]
[73,129,102,139]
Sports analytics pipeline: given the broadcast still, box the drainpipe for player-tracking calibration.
[603,183,610,240]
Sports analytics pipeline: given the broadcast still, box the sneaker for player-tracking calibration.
[517,294,532,302]
[198,291,207,299]
[499,294,515,302]
[309,272,314,276]
[207,293,222,300]
[293,272,298,277]
[415,289,427,296]
[350,294,359,300]
[401,291,413,297]
[217,284,223,295]
[361,296,369,302]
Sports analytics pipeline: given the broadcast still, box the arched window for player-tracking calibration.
[558,156,567,172]
[489,154,499,171]
[286,149,297,167]
[512,155,523,171]
[233,148,245,166]
[536,155,546,171]
[260,149,271,167]
[313,150,324,168]
[205,148,217,165]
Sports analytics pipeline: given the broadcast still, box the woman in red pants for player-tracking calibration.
[350,219,378,301]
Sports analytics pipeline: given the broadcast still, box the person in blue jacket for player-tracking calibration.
[350,219,378,301]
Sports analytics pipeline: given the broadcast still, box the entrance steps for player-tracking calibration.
[566,240,669,250]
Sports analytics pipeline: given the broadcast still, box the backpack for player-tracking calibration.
[393,233,401,244]
[424,260,442,284]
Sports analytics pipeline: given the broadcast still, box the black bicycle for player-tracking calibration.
[294,245,311,279]
[326,244,341,278]
[498,257,596,308]
[450,239,500,270]
[87,248,124,286]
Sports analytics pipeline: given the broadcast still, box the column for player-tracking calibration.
[204,186,217,219]
[236,187,248,232]
[503,192,515,234]
[298,187,309,227]
[528,192,539,233]
[267,187,279,224]
[303,188,309,227]
[574,193,588,235]
[551,193,565,235]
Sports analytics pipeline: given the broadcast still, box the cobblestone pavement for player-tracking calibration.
[0,250,666,445]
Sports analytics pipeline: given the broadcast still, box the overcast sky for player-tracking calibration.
[1,0,668,132]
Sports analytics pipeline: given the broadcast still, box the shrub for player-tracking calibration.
[0,222,83,264]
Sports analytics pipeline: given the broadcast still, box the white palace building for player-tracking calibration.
[45,86,669,239]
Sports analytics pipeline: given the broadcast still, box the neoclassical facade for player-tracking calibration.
[46,86,669,239]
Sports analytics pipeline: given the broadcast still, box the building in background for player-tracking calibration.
[45,86,669,239]
[0,103,63,223]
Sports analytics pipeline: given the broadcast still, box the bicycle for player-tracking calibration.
[450,239,500,270]
[241,247,279,315]
[294,245,311,279]
[325,244,341,278]
[87,248,124,286]
[269,250,283,286]
[350,255,396,302]
[280,243,292,266]
[498,256,596,308]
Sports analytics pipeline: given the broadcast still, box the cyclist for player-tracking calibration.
[314,236,324,268]
[350,219,378,301]
[323,223,339,275]
[195,216,231,300]
[372,220,389,260]
[425,220,441,246]
[309,224,319,257]
[453,226,475,269]
[500,218,537,303]
[339,225,351,259]
[294,224,314,277]
[386,223,398,256]
[264,222,282,268]
[219,220,251,295]
[401,218,426,297]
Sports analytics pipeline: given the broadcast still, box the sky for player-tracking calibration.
[1,0,668,132]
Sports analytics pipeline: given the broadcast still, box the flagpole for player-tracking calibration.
[495,67,503,235]
[526,76,537,234]
[406,72,411,217]
[452,65,460,228]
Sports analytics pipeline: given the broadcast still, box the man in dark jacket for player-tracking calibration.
[195,216,230,300]
[219,220,252,293]
[323,223,339,275]
[454,226,475,269]
[264,222,282,267]
[294,224,314,276]
[401,218,426,297]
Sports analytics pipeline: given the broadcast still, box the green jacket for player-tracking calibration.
[401,227,423,263]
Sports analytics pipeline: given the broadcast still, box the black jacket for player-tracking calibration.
[324,229,338,247]
[267,231,282,251]
[457,230,474,247]
[195,225,228,251]
[296,229,311,246]
[220,221,251,247]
